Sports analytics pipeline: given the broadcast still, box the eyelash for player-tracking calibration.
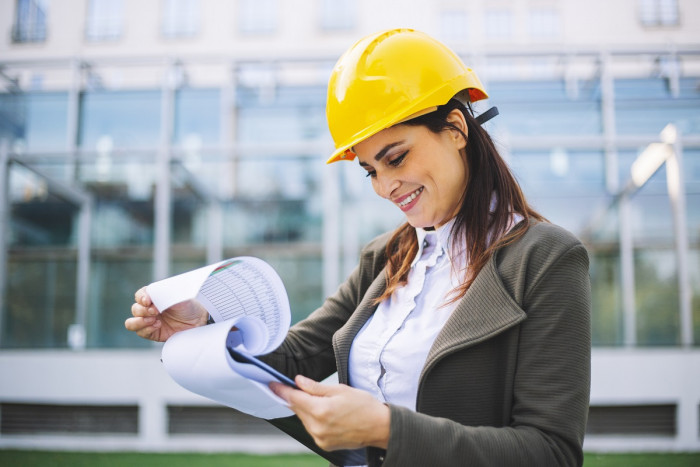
[365,151,408,178]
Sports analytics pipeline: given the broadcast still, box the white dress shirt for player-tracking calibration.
[348,218,465,410]
[348,211,522,412]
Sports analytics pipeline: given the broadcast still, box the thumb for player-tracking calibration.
[295,375,336,397]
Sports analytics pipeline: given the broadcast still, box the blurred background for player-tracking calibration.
[0,0,698,456]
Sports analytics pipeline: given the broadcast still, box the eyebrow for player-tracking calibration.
[358,141,405,166]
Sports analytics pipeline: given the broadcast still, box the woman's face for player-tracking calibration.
[354,109,469,229]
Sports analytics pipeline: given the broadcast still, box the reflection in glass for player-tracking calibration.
[80,90,160,149]
[489,81,602,136]
[589,250,623,346]
[87,256,153,348]
[635,249,680,345]
[0,92,68,152]
[509,149,606,234]
[3,258,76,348]
[174,88,220,146]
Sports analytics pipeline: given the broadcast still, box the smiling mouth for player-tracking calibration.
[396,187,424,207]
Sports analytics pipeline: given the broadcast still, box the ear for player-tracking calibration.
[445,109,468,150]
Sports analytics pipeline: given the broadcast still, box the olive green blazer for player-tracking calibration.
[267,221,591,467]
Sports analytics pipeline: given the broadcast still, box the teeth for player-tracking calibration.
[398,187,423,207]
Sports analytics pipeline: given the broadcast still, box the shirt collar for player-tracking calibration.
[409,193,523,269]
[411,217,458,268]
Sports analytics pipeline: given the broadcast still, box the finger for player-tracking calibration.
[295,375,337,397]
[124,316,158,332]
[134,287,152,307]
[269,381,299,402]
[270,382,322,414]
[131,302,157,318]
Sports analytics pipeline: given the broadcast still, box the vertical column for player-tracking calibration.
[0,140,9,348]
[222,61,238,200]
[66,59,90,349]
[206,202,223,265]
[139,396,167,446]
[69,196,92,350]
[204,61,238,264]
[618,197,636,346]
[322,159,340,298]
[662,126,692,347]
[601,51,636,346]
[65,59,82,182]
[153,61,177,281]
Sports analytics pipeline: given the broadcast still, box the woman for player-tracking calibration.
[126,29,591,467]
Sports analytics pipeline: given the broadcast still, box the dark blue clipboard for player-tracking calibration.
[225,344,367,466]
[226,345,299,389]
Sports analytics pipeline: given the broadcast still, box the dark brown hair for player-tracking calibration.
[376,98,545,304]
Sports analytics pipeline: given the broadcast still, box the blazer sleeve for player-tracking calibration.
[261,232,390,383]
[374,233,592,467]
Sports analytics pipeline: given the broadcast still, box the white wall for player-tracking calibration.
[1,348,699,453]
[1,0,699,62]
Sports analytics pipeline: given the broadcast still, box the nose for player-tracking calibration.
[373,172,399,200]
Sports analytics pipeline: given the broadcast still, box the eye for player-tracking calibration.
[388,151,408,167]
[365,169,376,178]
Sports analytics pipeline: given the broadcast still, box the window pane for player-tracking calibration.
[9,172,79,248]
[684,150,700,244]
[2,258,76,348]
[590,248,624,346]
[13,0,47,43]
[488,80,603,136]
[639,0,658,25]
[485,9,512,40]
[162,0,199,38]
[438,10,468,43]
[0,92,68,152]
[639,0,679,26]
[223,158,322,246]
[635,249,680,345]
[79,90,160,149]
[615,79,700,136]
[658,0,679,25]
[529,8,560,39]
[174,88,220,145]
[691,249,700,345]
[85,0,123,41]
[321,0,355,30]
[239,0,277,34]
[509,149,606,233]
[87,255,153,348]
[236,85,326,143]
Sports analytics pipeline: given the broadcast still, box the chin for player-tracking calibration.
[405,217,433,229]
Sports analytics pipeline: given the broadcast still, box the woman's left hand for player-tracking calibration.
[270,375,390,452]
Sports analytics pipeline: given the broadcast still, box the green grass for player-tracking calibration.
[0,450,698,466]
[583,452,700,466]
[0,451,327,467]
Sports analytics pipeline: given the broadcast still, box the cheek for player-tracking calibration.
[438,158,468,197]
[370,177,382,195]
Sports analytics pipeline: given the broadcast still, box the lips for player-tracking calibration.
[395,187,423,209]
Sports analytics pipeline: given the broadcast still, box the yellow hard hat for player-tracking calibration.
[325,28,488,164]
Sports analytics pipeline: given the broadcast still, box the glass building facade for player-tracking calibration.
[0,50,698,350]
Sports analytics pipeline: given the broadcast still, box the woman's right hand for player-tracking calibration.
[124,286,209,342]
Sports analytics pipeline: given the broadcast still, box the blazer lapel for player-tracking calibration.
[333,268,388,385]
[422,254,526,377]
[332,248,526,385]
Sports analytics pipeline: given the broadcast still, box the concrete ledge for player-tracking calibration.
[1,348,699,452]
